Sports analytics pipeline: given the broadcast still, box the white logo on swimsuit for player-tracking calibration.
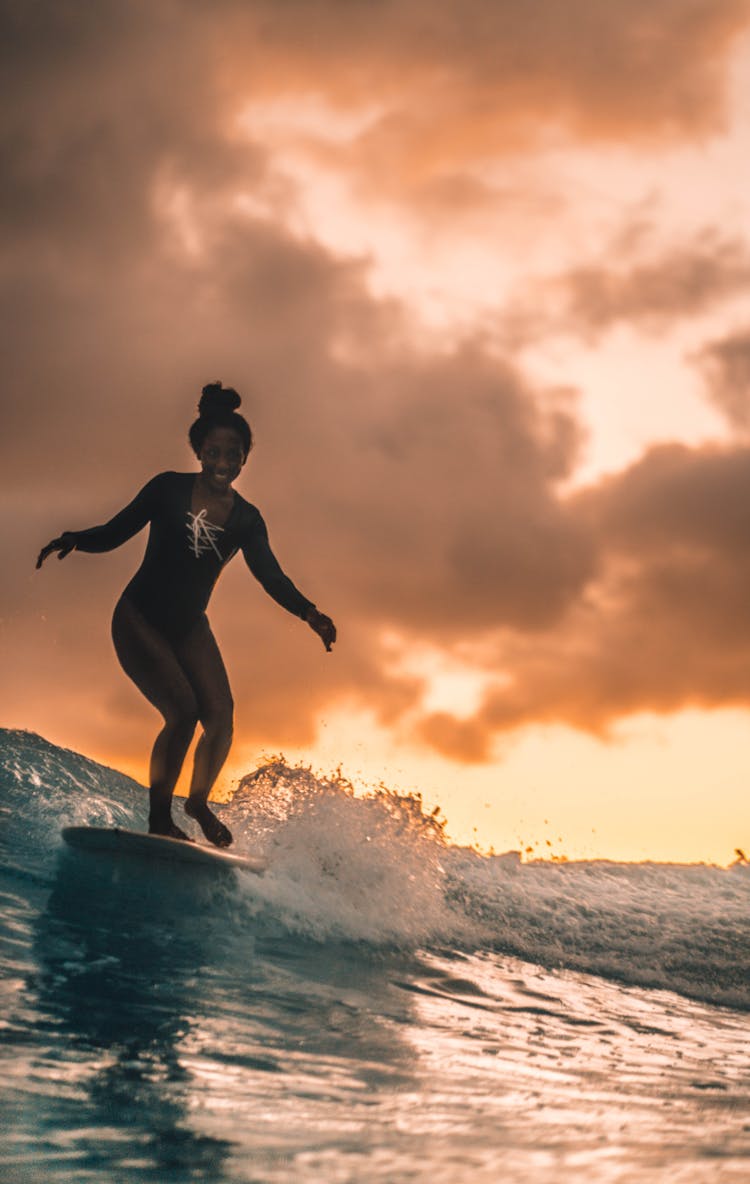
[186,510,224,559]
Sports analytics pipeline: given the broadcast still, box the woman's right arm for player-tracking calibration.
[36,474,163,569]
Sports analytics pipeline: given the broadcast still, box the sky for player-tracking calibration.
[2,0,750,863]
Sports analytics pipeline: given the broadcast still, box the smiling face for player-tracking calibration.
[197,426,247,493]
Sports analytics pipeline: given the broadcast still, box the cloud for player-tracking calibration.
[557,234,750,335]
[694,328,750,432]
[3,0,750,776]
[418,442,750,760]
[2,7,597,760]
[488,224,748,345]
[498,231,750,346]
[5,0,742,250]
[202,0,750,239]
[232,0,748,158]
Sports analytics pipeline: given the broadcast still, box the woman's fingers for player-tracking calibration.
[36,540,59,568]
[36,534,75,569]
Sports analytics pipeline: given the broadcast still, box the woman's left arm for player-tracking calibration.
[241,510,336,651]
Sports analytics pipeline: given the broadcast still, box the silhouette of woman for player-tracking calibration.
[37,382,336,847]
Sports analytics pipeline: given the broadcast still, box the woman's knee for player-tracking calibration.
[164,694,200,740]
[201,699,234,743]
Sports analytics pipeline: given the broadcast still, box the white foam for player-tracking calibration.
[226,760,471,944]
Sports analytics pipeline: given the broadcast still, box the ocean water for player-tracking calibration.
[1,728,749,1183]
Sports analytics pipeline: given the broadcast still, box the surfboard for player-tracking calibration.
[61,826,267,875]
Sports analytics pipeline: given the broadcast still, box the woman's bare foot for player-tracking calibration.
[184,798,233,848]
[149,817,194,842]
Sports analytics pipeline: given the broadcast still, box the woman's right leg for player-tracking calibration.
[111,597,199,839]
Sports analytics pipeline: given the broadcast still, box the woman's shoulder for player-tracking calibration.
[134,471,194,504]
[233,489,261,515]
[145,470,194,489]
[233,491,265,531]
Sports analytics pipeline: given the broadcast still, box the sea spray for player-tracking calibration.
[225,759,477,945]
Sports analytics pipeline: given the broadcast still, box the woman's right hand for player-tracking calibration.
[36,533,77,569]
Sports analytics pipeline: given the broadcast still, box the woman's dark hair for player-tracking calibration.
[188,382,253,459]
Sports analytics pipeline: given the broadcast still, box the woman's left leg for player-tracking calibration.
[174,615,234,847]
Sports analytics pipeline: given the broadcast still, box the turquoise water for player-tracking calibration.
[1,727,749,1182]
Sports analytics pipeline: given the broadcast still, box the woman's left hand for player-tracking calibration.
[306,608,336,652]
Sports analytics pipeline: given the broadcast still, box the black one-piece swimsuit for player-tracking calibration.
[71,472,313,642]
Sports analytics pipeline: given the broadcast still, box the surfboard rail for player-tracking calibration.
[61,825,267,875]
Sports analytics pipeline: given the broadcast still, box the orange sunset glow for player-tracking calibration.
[3,2,750,863]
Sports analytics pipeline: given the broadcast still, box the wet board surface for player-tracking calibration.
[61,826,267,874]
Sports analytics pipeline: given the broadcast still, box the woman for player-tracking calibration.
[37,382,336,848]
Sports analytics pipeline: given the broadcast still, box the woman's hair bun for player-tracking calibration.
[199,381,241,417]
[189,379,253,458]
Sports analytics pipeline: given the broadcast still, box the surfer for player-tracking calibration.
[36,382,336,848]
